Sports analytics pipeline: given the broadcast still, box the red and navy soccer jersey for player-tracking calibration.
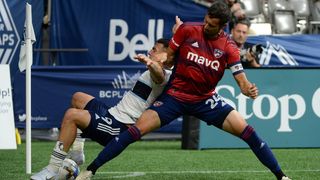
[167,22,243,103]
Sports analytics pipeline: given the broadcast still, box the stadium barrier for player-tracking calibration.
[13,66,182,133]
[191,68,320,149]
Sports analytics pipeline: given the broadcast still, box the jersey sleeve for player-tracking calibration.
[226,41,244,75]
[136,70,152,87]
[169,24,189,51]
[162,69,172,85]
[131,71,152,101]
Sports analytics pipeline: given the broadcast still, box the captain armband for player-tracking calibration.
[229,62,244,75]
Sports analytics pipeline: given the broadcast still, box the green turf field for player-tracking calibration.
[0,140,319,179]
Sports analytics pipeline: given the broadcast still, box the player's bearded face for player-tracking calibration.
[204,15,221,39]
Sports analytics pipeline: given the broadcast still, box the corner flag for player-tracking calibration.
[19,3,36,174]
[18,2,36,72]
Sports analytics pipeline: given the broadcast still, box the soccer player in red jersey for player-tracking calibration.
[77,1,290,180]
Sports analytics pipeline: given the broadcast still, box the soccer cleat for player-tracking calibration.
[67,150,85,165]
[30,165,58,180]
[75,170,93,180]
[56,168,71,180]
[281,176,291,180]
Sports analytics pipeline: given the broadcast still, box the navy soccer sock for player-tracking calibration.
[87,126,141,174]
[240,125,285,179]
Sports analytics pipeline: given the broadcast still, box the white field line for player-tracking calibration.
[95,169,320,178]
[97,169,320,175]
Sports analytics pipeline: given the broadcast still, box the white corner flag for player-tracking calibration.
[19,3,36,72]
[19,3,36,174]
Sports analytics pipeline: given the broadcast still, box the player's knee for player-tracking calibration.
[136,109,161,135]
[71,92,94,109]
[62,108,79,124]
[71,92,85,108]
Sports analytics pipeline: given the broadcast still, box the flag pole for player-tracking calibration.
[25,3,33,174]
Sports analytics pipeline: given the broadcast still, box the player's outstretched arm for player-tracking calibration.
[233,72,258,99]
[134,54,165,84]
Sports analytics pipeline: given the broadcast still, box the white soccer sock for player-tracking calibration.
[49,141,68,170]
[71,128,85,152]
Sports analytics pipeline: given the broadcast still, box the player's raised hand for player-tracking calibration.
[172,16,183,34]
[134,54,152,65]
[134,54,153,67]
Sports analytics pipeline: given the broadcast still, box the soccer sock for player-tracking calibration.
[49,141,68,170]
[68,129,86,165]
[71,129,85,152]
[87,126,141,174]
[240,125,285,179]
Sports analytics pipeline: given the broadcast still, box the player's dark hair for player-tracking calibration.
[156,38,169,48]
[207,1,231,26]
[234,18,251,28]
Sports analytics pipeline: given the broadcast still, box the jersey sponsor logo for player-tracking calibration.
[0,0,20,64]
[186,51,220,71]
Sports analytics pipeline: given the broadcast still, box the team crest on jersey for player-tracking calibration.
[153,101,163,107]
[214,49,223,58]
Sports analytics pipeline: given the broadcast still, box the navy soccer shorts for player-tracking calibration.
[84,98,109,115]
[149,93,234,129]
[81,99,128,146]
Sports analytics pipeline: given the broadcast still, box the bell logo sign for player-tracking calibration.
[108,19,163,62]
